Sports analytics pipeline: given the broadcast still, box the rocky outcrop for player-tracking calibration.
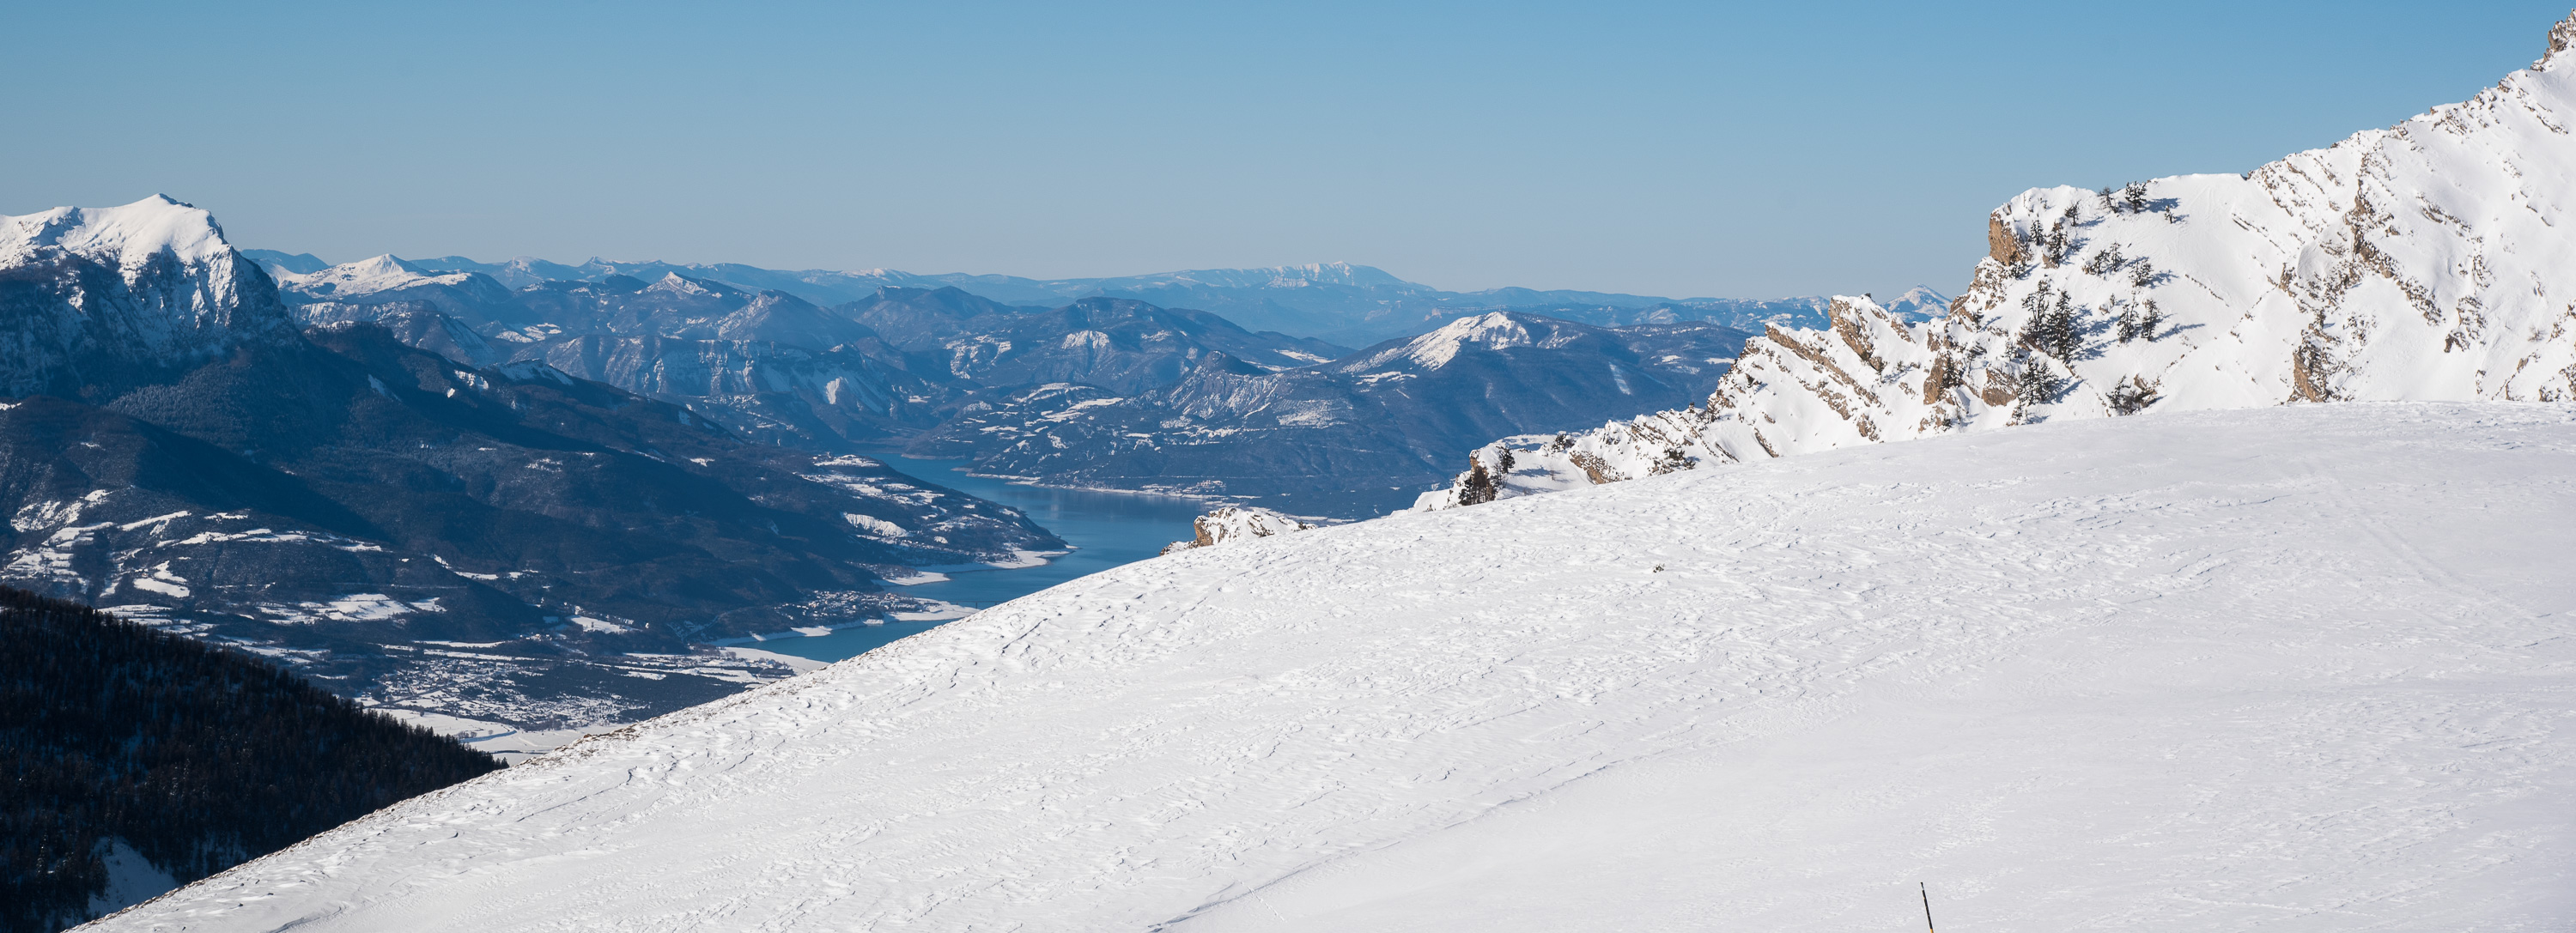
[1159,506,1315,554]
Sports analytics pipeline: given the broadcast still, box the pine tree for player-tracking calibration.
[2017,355,2069,406]
[1458,460,1497,506]
[2123,180,2149,214]
[2082,245,2125,276]
[2020,286,2083,360]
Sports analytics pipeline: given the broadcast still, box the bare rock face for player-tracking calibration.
[1985,214,2028,266]
[1421,10,2576,509]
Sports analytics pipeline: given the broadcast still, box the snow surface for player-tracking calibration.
[1419,15,2576,510]
[88,402,2576,932]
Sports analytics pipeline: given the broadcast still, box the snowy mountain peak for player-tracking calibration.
[646,271,722,296]
[0,194,234,268]
[2543,10,2576,66]
[1876,284,1950,320]
[276,253,474,293]
[0,196,295,397]
[347,253,422,276]
[1390,311,1534,368]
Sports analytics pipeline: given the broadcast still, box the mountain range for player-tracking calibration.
[911,312,1750,507]
[246,250,1943,348]
[263,252,1779,516]
[0,197,1062,735]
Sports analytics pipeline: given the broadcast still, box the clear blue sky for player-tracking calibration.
[7,2,2568,299]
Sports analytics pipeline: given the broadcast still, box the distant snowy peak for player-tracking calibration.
[1876,285,1948,320]
[1420,10,2576,510]
[278,254,476,294]
[644,271,729,297]
[1092,262,1419,292]
[1350,309,1587,368]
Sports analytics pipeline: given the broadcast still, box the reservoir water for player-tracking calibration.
[742,454,1213,663]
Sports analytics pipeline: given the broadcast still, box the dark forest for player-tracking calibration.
[0,587,500,932]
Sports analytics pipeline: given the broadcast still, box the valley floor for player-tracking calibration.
[90,403,2576,932]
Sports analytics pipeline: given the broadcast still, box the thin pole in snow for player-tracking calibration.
[1919,882,1936,933]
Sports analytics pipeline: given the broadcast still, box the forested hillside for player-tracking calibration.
[0,588,499,932]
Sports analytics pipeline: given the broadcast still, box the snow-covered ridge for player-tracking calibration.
[1420,11,2576,509]
[84,403,2576,931]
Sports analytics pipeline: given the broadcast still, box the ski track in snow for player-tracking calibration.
[89,403,2576,932]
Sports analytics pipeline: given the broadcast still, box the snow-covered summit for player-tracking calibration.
[1420,10,2576,509]
[0,195,295,396]
[0,195,234,268]
[85,402,2576,931]
[1875,284,1948,320]
[273,252,519,319]
[1345,311,1592,372]
[276,253,478,294]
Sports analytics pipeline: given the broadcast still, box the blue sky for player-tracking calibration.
[7,2,2567,298]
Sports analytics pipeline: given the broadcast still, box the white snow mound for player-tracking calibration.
[88,402,2576,932]
[1160,505,1315,554]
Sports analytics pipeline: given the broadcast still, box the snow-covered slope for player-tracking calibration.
[0,195,295,397]
[93,402,2576,932]
[1419,14,2576,509]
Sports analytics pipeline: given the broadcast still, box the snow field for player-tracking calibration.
[88,403,2576,932]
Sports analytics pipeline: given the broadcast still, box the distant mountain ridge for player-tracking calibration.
[264,251,1760,515]
[909,312,1753,511]
[242,249,1940,346]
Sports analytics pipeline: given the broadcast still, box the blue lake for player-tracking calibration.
[742,454,1214,663]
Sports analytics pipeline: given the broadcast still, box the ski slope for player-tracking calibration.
[91,403,2576,932]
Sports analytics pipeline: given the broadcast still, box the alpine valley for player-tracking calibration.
[0,197,1064,737]
[258,252,1866,514]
